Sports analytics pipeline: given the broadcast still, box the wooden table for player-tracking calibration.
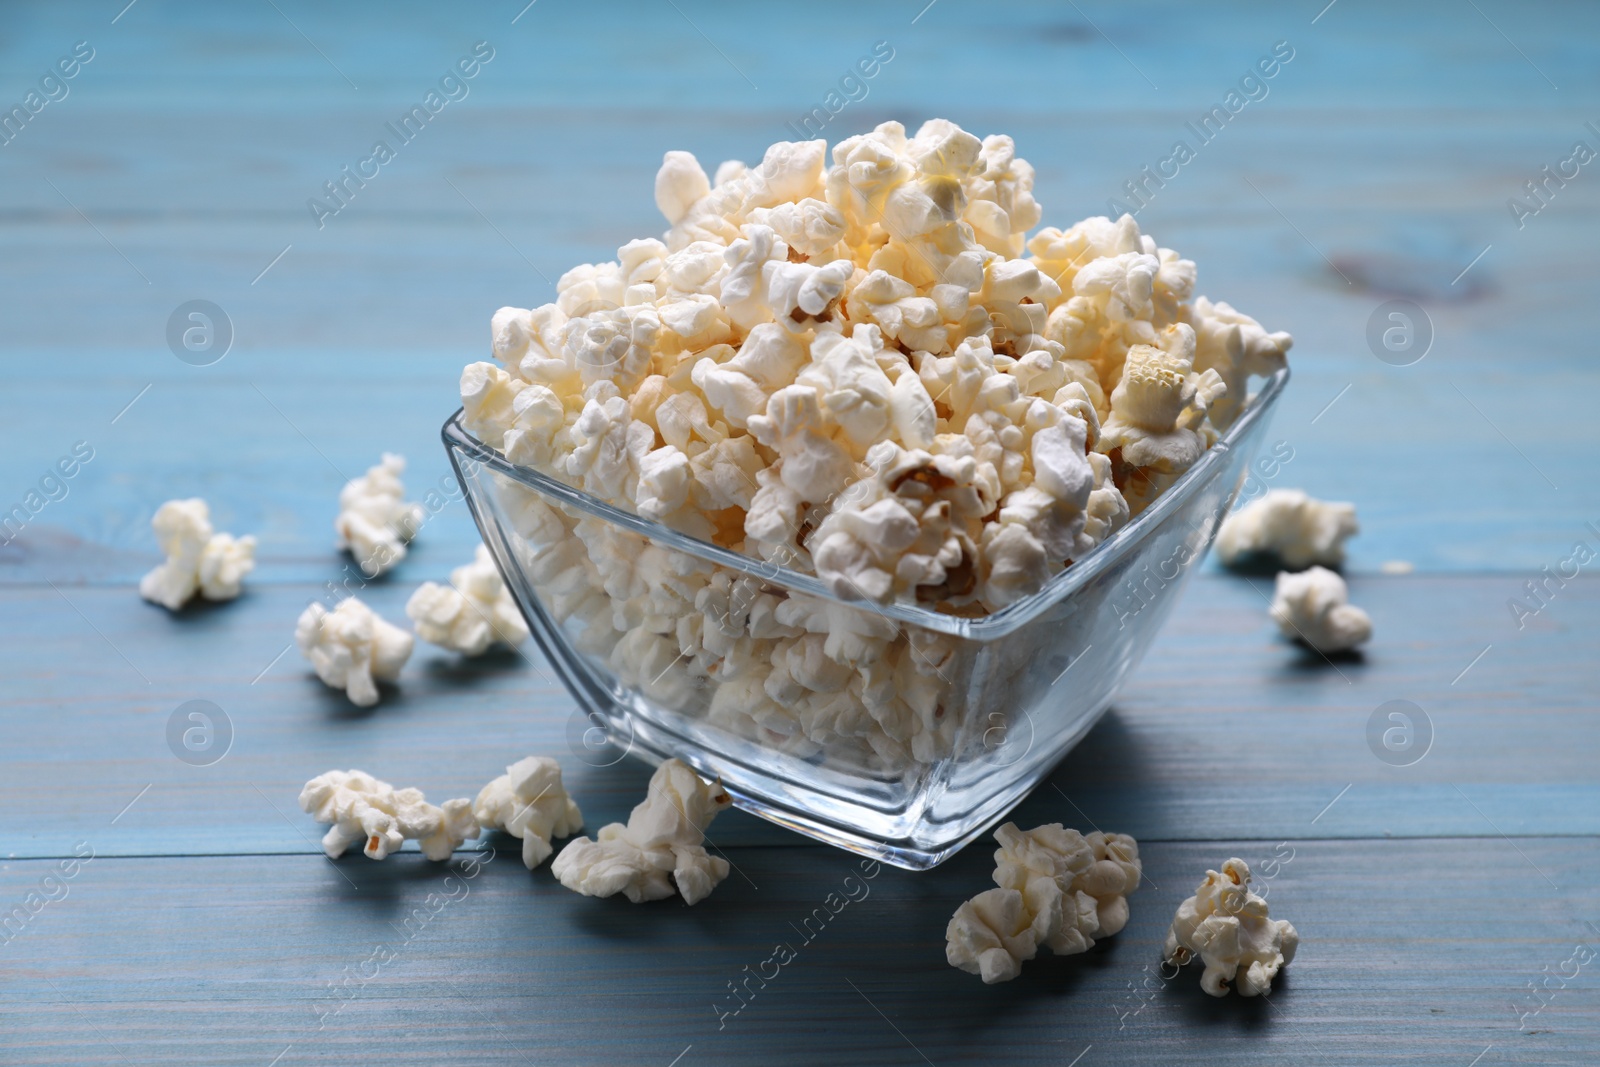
[3,1,1596,1063]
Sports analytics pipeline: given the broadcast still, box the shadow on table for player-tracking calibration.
[1007,708,1159,832]
[1279,645,1369,677]
[419,645,530,686]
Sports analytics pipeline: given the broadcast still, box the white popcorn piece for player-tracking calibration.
[1269,565,1372,653]
[1188,297,1292,430]
[748,385,856,503]
[551,758,733,904]
[295,597,414,707]
[472,756,584,869]
[947,822,1142,983]
[655,150,711,226]
[946,887,1043,984]
[335,454,426,577]
[993,823,1141,954]
[1215,488,1359,569]
[138,498,256,610]
[406,545,529,656]
[810,443,992,606]
[1163,858,1299,997]
[1099,324,1226,503]
[749,197,846,259]
[298,769,478,861]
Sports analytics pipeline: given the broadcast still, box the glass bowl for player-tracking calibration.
[443,367,1288,870]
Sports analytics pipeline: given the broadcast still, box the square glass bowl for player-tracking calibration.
[443,367,1288,870]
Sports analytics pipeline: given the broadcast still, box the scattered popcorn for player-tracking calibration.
[1163,858,1298,997]
[138,498,256,610]
[946,822,1141,982]
[295,597,414,707]
[472,756,584,869]
[335,453,426,577]
[406,544,530,656]
[1270,565,1372,653]
[946,887,1044,984]
[461,119,1290,772]
[1215,488,1358,570]
[550,758,733,904]
[298,769,478,861]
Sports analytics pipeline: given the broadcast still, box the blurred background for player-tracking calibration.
[4,0,1594,572]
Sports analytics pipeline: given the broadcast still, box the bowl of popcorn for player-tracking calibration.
[444,119,1291,870]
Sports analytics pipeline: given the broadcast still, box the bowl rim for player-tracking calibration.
[442,365,1289,639]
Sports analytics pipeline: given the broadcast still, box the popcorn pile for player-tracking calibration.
[455,119,1291,773]
[462,119,1291,617]
[945,821,1141,983]
[551,758,734,905]
[1163,858,1298,997]
[138,498,256,610]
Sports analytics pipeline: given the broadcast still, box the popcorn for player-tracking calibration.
[1216,488,1359,569]
[335,454,425,577]
[947,822,1141,983]
[551,758,734,904]
[655,150,711,226]
[295,597,414,707]
[1099,324,1227,513]
[749,198,846,259]
[765,258,856,334]
[946,888,1044,984]
[1270,565,1372,653]
[747,385,855,503]
[459,119,1292,772]
[298,769,478,861]
[472,756,584,869]
[1163,858,1299,997]
[138,498,256,610]
[406,544,529,656]
[809,442,995,606]
[1188,297,1292,430]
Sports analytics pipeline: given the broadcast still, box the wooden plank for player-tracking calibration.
[2,839,1595,1065]
[1,575,1593,858]
[2,0,1593,110]
[1,3,1597,1064]
[0,349,1596,579]
[1,6,1597,574]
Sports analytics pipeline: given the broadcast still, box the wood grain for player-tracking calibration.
[0,574,1592,858]
[2,840,1596,1066]
[1,0,1596,1063]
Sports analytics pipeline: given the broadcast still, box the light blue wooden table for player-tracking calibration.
[2,1,1597,1063]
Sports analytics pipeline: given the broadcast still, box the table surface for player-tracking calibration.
[3,1,1597,1064]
